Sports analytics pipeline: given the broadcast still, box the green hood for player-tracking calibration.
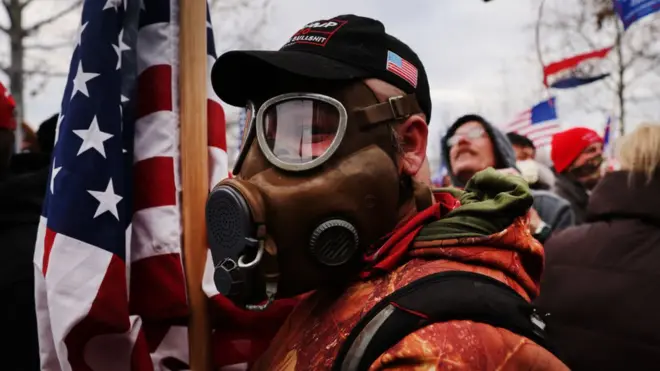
[417,168,533,241]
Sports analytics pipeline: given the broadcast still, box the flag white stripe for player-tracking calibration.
[133,111,179,163]
[131,206,183,262]
[136,23,176,75]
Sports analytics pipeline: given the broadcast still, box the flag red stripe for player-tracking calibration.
[507,120,531,132]
[208,100,227,150]
[387,63,417,79]
[141,322,172,353]
[64,256,130,370]
[129,254,188,320]
[137,65,172,119]
[131,329,154,370]
[543,47,612,84]
[133,157,176,211]
[42,227,57,275]
[387,63,418,86]
[519,123,560,137]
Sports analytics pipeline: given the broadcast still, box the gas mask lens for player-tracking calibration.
[256,93,347,172]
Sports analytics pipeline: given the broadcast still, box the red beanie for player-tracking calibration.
[0,82,16,130]
[551,127,603,173]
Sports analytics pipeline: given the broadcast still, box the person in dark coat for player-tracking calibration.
[0,111,56,370]
[550,127,604,224]
[0,168,48,371]
[8,116,57,175]
[441,114,574,243]
[536,123,660,371]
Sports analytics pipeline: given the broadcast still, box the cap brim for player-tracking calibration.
[211,50,370,107]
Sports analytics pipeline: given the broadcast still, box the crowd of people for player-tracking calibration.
[2,13,660,371]
[427,113,660,370]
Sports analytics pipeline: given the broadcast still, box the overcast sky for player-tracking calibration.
[4,0,659,170]
[215,0,547,165]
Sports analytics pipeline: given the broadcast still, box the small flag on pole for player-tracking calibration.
[614,0,660,29]
[503,97,561,148]
[603,115,620,160]
[543,47,612,89]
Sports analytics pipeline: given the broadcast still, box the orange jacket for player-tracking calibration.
[251,212,568,370]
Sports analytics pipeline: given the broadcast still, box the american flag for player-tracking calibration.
[503,97,561,148]
[602,115,621,171]
[386,50,418,88]
[33,0,227,369]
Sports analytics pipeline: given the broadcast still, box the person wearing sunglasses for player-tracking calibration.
[441,114,574,242]
[206,15,566,371]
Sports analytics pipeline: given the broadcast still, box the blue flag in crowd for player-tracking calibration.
[615,0,660,29]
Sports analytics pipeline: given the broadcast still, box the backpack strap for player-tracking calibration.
[332,271,549,371]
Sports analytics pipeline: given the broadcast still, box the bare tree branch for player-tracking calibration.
[532,0,660,132]
[0,0,9,34]
[19,0,35,10]
[23,0,82,36]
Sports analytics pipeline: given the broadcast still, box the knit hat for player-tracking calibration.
[0,82,16,130]
[551,127,603,173]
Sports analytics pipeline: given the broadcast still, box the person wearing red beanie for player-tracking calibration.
[0,81,16,179]
[0,81,16,130]
[551,127,604,224]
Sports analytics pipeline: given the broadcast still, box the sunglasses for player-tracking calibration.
[447,127,486,147]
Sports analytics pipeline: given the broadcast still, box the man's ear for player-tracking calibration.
[396,114,428,176]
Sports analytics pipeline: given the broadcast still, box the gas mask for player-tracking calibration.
[206,82,424,310]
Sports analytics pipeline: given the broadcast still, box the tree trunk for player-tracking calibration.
[615,21,625,137]
[8,0,24,151]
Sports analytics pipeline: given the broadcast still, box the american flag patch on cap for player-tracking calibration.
[386,50,418,88]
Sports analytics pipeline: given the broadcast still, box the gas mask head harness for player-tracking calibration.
[206,82,424,310]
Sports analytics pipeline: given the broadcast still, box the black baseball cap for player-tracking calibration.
[211,14,432,123]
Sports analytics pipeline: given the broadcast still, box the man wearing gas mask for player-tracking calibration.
[551,127,604,225]
[207,15,567,371]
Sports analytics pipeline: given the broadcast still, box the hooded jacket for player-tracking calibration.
[250,169,568,371]
[536,171,660,370]
[441,114,574,232]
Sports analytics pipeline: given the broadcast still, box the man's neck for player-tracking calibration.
[453,171,475,187]
[397,199,418,228]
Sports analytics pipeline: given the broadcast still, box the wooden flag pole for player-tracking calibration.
[180,0,213,370]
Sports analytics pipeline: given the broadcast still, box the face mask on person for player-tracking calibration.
[516,159,540,185]
[205,82,426,310]
[568,154,603,189]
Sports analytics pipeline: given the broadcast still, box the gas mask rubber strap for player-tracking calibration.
[232,100,257,175]
[353,94,422,127]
